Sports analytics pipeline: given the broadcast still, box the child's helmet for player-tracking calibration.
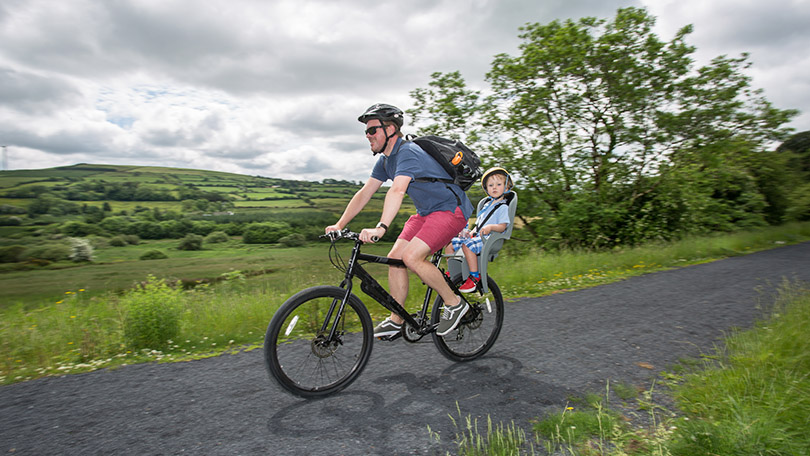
[481,167,514,192]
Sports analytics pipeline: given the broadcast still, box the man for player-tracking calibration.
[325,103,474,338]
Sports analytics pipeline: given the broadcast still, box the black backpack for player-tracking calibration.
[407,135,483,191]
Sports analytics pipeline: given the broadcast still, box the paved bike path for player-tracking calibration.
[2,242,809,455]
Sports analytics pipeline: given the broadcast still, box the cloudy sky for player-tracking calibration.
[1,0,808,182]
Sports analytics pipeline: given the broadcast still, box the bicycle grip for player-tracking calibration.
[370,235,380,243]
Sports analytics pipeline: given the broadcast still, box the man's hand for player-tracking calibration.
[359,226,385,243]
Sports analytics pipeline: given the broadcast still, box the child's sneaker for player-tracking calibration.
[458,276,480,293]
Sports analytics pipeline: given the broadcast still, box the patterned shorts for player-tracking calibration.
[451,235,483,255]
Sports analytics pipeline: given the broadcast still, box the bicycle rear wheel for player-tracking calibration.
[264,286,374,398]
[431,275,504,362]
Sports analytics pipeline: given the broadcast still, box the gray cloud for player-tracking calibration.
[0,0,807,180]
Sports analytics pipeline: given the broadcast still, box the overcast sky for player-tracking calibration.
[2,0,808,182]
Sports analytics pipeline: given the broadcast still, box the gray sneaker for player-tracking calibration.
[373,317,402,339]
[436,299,470,336]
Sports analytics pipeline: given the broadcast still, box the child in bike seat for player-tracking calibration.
[446,167,514,293]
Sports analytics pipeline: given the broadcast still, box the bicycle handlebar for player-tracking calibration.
[321,229,379,243]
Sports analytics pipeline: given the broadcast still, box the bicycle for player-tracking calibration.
[263,228,505,398]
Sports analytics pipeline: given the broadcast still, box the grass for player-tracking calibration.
[2,222,810,455]
[436,280,810,455]
[496,222,810,299]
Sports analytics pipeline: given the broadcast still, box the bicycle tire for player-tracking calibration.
[264,286,374,398]
[430,275,504,362]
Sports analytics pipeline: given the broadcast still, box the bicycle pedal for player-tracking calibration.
[376,333,402,342]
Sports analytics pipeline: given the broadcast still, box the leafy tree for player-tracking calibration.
[410,7,797,247]
[777,130,810,176]
[408,71,482,144]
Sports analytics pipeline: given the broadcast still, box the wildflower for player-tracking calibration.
[56,301,63,304]
[79,289,85,292]
[566,407,574,410]
[70,316,76,319]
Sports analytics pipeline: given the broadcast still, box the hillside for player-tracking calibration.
[0,163,368,214]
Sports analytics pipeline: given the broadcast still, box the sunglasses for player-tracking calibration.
[365,125,384,136]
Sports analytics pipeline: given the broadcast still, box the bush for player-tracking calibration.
[123,276,182,350]
[0,216,22,226]
[69,237,94,262]
[178,234,203,251]
[0,245,26,263]
[61,221,105,237]
[109,236,128,247]
[21,243,71,262]
[140,249,168,260]
[123,234,140,245]
[242,222,292,244]
[279,232,307,247]
[204,231,229,244]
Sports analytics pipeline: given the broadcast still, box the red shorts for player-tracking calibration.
[398,207,467,253]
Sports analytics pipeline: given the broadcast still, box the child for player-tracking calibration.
[447,167,514,293]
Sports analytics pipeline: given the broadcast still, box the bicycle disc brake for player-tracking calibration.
[311,334,339,358]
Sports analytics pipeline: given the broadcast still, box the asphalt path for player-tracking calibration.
[2,242,809,455]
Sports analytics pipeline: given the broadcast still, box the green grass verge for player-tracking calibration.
[440,280,810,455]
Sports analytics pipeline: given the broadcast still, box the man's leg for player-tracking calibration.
[400,237,460,308]
[386,238,411,325]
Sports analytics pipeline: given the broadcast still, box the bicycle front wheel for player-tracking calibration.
[264,286,373,398]
[431,275,504,362]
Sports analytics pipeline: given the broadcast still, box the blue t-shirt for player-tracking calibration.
[371,138,474,219]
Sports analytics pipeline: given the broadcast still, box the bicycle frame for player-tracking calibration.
[327,235,446,342]
[265,230,505,397]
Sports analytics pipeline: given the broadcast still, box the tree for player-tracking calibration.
[777,130,810,176]
[408,71,482,144]
[410,7,797,247]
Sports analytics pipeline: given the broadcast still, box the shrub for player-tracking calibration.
[242,222,292,244]
[123,276,182,350]
[109,236,128,247]
[0,245,26,263]
[21,243,71,262]
[69,237,94,262]
[0,216,22,226]
[178,234,204,251]
[61,221,105,237]
[99,216,131,234]
[123,234,140,245]
[279,232,307,247]
[190,220,217,236]
[139,249,168,260]
[204,231,229,244]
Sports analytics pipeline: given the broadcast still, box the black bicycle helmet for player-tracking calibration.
[357,103,404,128]
[481,167,514,192]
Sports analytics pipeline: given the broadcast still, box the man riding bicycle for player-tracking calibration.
[325,103,474,338]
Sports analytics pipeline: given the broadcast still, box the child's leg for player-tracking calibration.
[461,244,479,275]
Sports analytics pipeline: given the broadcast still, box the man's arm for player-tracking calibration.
[326,177,383,232]
[359,174,410,243]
